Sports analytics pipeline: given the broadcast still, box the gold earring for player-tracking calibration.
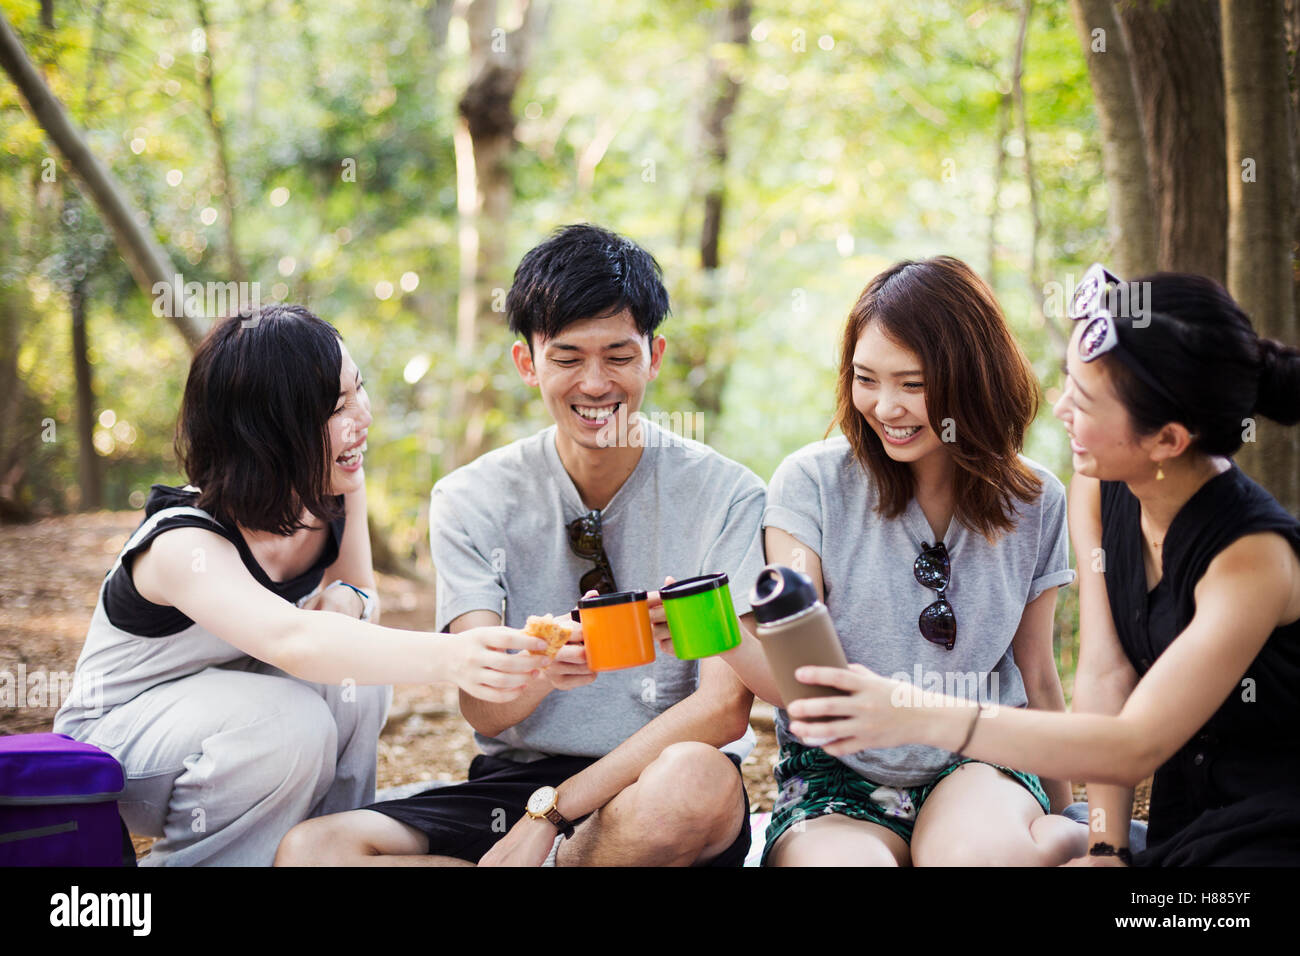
[1156,464,1165,481]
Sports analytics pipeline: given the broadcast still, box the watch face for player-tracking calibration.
[527,786,556,814]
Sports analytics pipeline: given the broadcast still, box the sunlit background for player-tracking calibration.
[5,0,1101,573]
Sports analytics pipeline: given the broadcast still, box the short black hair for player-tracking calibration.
[175,304,345,535]
[506,223,671,347]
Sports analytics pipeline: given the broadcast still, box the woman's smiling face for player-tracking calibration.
[851,320,946,468]
[1054,322,1151,480]
[328,341,371,495]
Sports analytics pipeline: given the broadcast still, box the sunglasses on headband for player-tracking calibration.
[1068,263,1182,408]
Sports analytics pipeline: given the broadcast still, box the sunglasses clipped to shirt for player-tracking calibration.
[914,541,956,650]
[566,509,618,596]
[1068,263,1182,409]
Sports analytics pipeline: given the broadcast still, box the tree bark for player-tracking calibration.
[0,10,206,348]
[193,0,245,284]
[986,67,1013,282]
[1068,0,1158,275]
[459,0,542,350]
[1285,0,1300,330]
[1222,0,1299,513]
[81,0,108,115]
[425,0,454,69]
[450,0,544,467]
[0,282,38,522]
[1117,0,1227,281]
[70,280,102,510]
[1011,0,1065,352]
[698,0,751,270]
[662,0,752,441]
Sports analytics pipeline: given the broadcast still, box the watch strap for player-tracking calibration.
[1088,841,1133,864]
[543,805,575,839]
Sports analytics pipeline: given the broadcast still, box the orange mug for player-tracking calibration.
[571,590,656,671]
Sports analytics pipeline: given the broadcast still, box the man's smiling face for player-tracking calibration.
[512,309,666,452]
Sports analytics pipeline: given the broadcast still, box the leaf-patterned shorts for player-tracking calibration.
[761,740,1049,865]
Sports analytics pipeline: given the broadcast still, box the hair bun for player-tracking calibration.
[1254,337,1300,425]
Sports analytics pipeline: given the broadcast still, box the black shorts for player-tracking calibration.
[364,750,751,866]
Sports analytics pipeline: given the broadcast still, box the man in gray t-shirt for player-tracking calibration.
[429,418,765,764]
[281,225,764,867]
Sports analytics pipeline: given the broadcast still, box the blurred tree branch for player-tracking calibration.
[0,10,205,348]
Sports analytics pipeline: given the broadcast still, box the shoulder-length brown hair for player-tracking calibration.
[831,256,1042,541]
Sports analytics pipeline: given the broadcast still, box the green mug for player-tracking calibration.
[660,573,743,659]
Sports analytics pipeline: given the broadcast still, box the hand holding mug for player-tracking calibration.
[647,576,677,656]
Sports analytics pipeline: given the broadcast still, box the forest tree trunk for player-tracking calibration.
[1222,0,1299,513]
[70,279,102,510]
[194,0,245,284]
[698,0,751,271]
[670,0,751,441]
[1069,0,1157,276]
[1117,0,1227,281]
[449,0,544,467]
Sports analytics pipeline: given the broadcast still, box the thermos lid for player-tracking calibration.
[576,589,648,610]
[749,565,818,624]
[660,572,729,599]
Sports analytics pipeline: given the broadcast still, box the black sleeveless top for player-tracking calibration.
[103,484,345,636]
[1100,464,1300,865]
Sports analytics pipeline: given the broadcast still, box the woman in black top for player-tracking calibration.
[782,267,1300,865]
[54,305,547,865]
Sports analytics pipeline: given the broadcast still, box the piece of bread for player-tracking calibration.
[524,613,575,660]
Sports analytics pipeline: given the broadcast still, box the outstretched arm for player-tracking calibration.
[132,527,545,695]
[715,526,824,707]
[786,530,1296,788]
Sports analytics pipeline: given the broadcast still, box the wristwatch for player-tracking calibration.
[525,786,575,838]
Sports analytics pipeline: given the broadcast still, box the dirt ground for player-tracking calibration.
[1,511,1148,860]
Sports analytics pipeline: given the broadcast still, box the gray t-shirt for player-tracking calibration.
[431,418,767,761]
[764,437,1074,787]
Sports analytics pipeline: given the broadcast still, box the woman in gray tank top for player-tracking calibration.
[53,305,547,866]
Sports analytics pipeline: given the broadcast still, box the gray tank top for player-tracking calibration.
[53,504,252,742]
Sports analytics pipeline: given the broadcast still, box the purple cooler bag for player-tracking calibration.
[0,733,130,866]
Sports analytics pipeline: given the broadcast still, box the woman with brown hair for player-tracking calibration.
[722,256,1086,865]
[787,267,1300,866]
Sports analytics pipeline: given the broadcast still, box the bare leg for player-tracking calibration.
[765,813,910,867]
[910,763,1087,867]
[274,809,472,867]
[556,742,746,867]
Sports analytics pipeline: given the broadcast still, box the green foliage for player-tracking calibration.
[3,0,1106,664]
